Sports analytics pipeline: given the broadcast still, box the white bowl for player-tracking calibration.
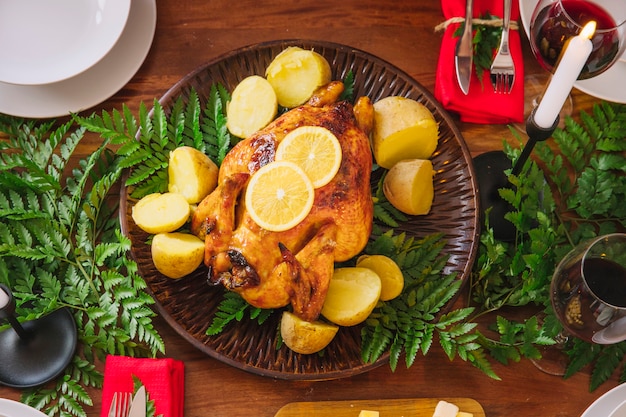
[0,0,131,85]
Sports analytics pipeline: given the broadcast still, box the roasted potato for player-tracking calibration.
[265,46,332,108]
[151,232,205,279]
[226,75,278,138]
[383,159,434,216]
[131,192,190,234]
[372,96,439,169]
[321,267,381,326]
[280,311,339,354]
[356,255,404,301]
[168,146,219,204]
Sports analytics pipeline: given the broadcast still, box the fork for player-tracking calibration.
[490,0,515,93]
[108,392,133,417]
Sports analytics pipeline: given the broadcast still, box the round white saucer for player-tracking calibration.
[0,398,46,417]
[0,0,131,85]
[519,0,626,104]
[0,0,156,119]
[581,384,626,417]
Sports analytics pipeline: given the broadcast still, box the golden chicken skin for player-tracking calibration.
[191,82,374,322]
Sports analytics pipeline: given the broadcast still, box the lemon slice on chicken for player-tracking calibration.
[245,161,315,232]
[275,125,342,188]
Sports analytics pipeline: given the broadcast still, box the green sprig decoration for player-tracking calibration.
[205,291,274,335]
[471,102,626,390]
[453,13,502,86]
[132,376,162,417]
[0,116,164,417]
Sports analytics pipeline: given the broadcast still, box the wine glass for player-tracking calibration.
[551,233,626,344]
[534,234,626,375]
[524,0,626,126]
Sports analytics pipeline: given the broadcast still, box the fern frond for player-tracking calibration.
[361,228,481,370]
[206,291,272,336]
[202,84,233,165]
[2,115,164,417]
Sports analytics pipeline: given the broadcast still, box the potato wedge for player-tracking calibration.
[131,192,190,234]
[280,311,339,354]
[265,46,332,108]
[168,146,219,204]
[383,159,434,216]
[227,75,278,138]
[151,232,205,279]
[321,267,381,326]
[356,255,404,301]
[372,96,439,169]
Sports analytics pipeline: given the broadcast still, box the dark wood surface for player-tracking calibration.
[0,0,615,416]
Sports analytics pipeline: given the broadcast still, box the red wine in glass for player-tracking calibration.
[531,0,622,79]
[551,234,626,344]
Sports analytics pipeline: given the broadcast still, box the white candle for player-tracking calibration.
[0,287,9,309]
[534,21,596,129]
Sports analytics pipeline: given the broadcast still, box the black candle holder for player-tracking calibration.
[473,109,558,242]
[0,283,77,388]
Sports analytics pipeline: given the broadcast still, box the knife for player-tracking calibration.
[454,0,474,95]
[128,386,147,417]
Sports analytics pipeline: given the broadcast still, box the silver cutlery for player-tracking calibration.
[490,0,515,93]
[108,392,132,417]
[128,385,147,417]
[455,0,474,95]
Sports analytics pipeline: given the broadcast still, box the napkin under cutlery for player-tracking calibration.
[435,0,524,124]
[100,355,184,417]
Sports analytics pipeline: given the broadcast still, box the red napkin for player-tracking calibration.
[100,355,184,417]
[434,0,524,124]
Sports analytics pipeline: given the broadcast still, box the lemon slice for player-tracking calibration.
[275,126,342,188]
[245,161,315,232]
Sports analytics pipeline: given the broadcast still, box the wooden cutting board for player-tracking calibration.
[275,398,485,417]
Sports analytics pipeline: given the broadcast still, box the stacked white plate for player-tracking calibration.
[0,398,47,417]
[581,383,626,417]
[0,0,157,118]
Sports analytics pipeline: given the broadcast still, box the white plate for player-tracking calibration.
[609,400,626,417]
[582,384,626,417]
[0,398,47,417]
[0,0,131,85]
[0,0,156,118]
[519,0,626,104]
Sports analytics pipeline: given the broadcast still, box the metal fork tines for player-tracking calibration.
[108,392,133,417]
[490,0,515,94]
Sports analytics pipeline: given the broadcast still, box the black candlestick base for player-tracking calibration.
[0,307,77,388]
[473,151,516,242]
[473,110,559,242]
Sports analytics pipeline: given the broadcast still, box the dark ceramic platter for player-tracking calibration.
[120,39,480,380]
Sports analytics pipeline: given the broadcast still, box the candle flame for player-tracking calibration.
[581,21,597,39]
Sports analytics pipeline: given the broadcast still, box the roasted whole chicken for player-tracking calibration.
[191,82,374,321]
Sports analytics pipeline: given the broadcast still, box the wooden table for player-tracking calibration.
[0,0,615,416]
